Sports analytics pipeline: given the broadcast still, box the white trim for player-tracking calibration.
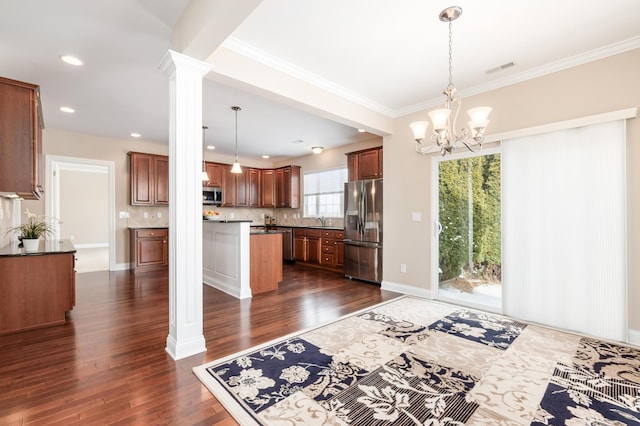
[485,108,637,143]
[380,280,432,299]
[629,329,640,346]
[73,243,109,249]
[113,262,132,271]
[46,155,117,271]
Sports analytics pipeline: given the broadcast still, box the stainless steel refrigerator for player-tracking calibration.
[343,178,382,283]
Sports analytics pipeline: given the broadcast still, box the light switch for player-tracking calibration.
[411,212,422,221]
[119,211,130,219]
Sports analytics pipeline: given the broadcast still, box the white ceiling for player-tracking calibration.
[1,0,639,162]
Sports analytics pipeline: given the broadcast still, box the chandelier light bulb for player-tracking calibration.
[468,106,492,127]
[428,109,451,132]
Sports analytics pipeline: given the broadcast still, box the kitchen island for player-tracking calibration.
[0,239,76,335]
[202,220,284,298]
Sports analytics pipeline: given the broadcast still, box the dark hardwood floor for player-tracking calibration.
[0,264,400,425]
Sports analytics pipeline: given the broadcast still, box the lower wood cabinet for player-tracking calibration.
[294,228,343,272]
[130,228,168,273]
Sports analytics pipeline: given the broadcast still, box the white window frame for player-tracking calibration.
[303,166,348,219]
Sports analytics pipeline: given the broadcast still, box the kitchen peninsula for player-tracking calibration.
[0,240,76,334]
[202,220,283,298]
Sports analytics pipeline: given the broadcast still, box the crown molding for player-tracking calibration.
[223,36,640,120]
[397,36,640,118]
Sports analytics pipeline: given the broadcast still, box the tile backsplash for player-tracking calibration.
[0,198,20,247]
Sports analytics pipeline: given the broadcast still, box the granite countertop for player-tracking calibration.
[203,219,253,223]
[0,239,77,257]
[128,226,169,230]
[252,225,343,231]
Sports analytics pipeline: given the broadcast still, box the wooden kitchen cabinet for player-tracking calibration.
[320,229,344,271]
[129,228,168,273]
[347,146,383,181]
[261,169,276,207]
[129,152,169,206]
[0,76,44,199]
[276,165,301,208]
[248,168,261,207]
[222,165,250,207]
[293,228,321,264]
[204,162,223,187]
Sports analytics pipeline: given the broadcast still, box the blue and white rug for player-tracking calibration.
[193,296,640,425]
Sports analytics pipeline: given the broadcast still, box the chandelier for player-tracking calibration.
[410,6,491,156]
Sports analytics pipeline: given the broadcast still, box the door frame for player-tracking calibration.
[430,146,501,313]
[46,155,116,271]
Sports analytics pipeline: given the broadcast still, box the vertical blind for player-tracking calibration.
[502,120,627,341]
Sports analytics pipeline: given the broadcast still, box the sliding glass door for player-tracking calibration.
[432,149,501,311]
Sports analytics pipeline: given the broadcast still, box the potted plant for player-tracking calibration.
[7,210,57,251]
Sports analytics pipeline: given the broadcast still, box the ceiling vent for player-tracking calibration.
[486,61,516,75]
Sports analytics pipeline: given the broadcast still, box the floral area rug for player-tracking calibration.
[193,296,640,425]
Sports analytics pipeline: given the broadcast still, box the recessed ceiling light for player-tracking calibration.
[292,139,304,144]
[358,129,366,133]
[262,155,270,159]
[60,55,83,66]
[130,133,141,138]
[59,106,75,113]
[206,145,216,150]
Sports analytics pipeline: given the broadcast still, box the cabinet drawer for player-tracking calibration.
[321,254,334,265]
[322,238,334,245]
[136,229,167,239]
[305,229,322,238]
[322,244,334,254]
[322,230,335,238]
[335,231,344,239]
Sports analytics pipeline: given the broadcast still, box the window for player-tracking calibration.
[303,167,348,218]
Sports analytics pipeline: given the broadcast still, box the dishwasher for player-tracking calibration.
[268,226,294,262]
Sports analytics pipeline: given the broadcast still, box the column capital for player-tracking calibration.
[159,49,213,77]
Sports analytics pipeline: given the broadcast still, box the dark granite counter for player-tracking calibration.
[0,239,76,257]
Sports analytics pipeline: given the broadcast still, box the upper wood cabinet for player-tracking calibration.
[347,146,383,181]
[128,152,169,206]
[261,169,276,208]
[276,165,301,208]
[221,165,252,207]
[0,76,44,199]
[204,162,223,187]
[248,168,261,207]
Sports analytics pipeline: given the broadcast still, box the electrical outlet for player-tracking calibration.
[143,211,149,219]
[157,212,162,218]
[400,263,407,273]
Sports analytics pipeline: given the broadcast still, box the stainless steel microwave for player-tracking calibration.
[203,187,223,205]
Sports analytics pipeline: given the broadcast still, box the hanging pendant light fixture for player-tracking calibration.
[410,6,491,156]
[230,106,242,174]
[201,125,210,181]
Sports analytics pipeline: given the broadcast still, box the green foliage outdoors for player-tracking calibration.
[438,154,501,283]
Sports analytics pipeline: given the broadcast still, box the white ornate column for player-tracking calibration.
[160,50,212,360]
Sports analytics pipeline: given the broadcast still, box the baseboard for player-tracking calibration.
[381,280,432,299]
[112,262,131,271]
[629,329,640,346]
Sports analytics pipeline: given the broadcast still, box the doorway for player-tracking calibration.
[431,148,501,312]
[46,155,116,272]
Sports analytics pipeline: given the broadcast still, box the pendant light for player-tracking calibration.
[230,106,242,174]
[201,125,209,181]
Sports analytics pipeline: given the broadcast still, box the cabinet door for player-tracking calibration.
[358,149,380,179]
[130,153,154,205]
[261,169,276,207]
[205,162,223,187]
[248,168,261,207]
[137,237,168,267]
[275,168,285,207]
[347,153,358,182]
[236,170,249,206]
[293,236,307,261]
[307,237,321,264]
[222,166,236,207]
[0,77,43,199]
[154,156,169,205]
[334,241,344,268]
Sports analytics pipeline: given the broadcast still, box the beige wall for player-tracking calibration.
[384,48,640,330]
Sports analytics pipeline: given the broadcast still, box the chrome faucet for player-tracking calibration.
[317,217,325,227]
